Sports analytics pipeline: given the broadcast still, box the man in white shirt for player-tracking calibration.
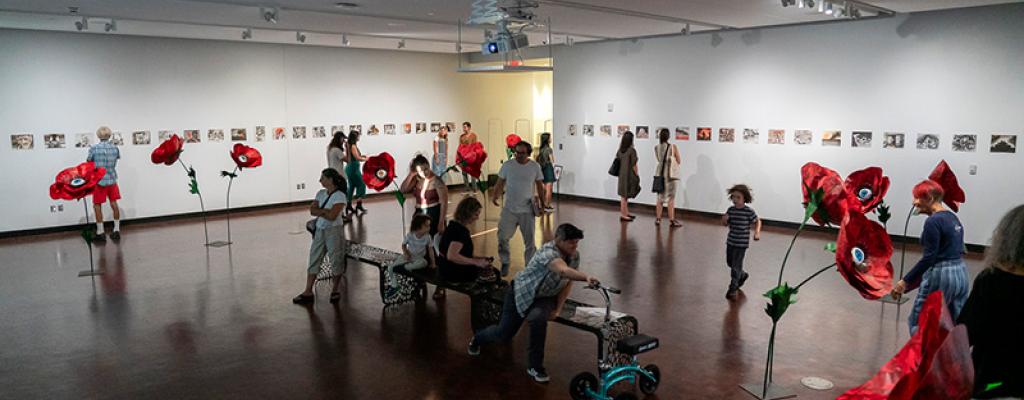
[491,140,547,276]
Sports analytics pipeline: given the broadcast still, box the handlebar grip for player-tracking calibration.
[605,287,621,294]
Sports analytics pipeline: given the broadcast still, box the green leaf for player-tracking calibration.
[393,191,406,207]
[823,242,837,253]
[81,228,95,244]
[877,203,891,224]
[188,176,200,195]
[763,283,799,322]
[505,148,514,160]
[983,382,1004,392]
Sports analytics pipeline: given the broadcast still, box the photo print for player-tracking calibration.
[231,128,248,141]
[255,126,266,142]
[883,132,904,149]
[367,124,380,136]
[822,130,841,147]
[158,130,175,142]
[403,123,412,134]
[794,130,812,145]
[697,127,712,141]
[656,127,669,140]
[990,134,1017,153]
[74,133,92,148]
[330,125,345,136]
[132,130,151,145]
[952,134,977,152]
[110,132,124,146]
[430,122,441,133]
[208,129,225,142]
[617,125,630,137]
[44,133,65,149]
[852,131,873,148]
[292,126,306,139]
[415,123,426,134]
[383,124,396,135]
[312,126,326,138]
[916,133,939,150]
[768,129,785,145]
[10,134,33,150]
[568,124,577,136]
[273,127,286,140]
[350,125,362,134]
[675,126,690,141]
[718,128,735,143]
[635,125,650,139]
[600,125,612,137]
[583,124,594,137]
[184,130,201,143]
[446,122,456,132]
[743,129,759,144]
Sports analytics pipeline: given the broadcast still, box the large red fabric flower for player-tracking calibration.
[927,160,965,212]
[506,133,522,149]
[801,162,852,226]
[151,134,183,165]
[362,152,396,191]
[456,142,488,178]
[844,167,890,214]
[835,211,894,299]
[49,162,107,201]
[230,144,262,169]
[838,291,974,400]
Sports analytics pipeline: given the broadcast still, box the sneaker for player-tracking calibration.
[726,288,738,300]
[468,339,480,356]
[738,272,749,288]
[527,367,550,383]
[500,263,510,277]
[110,231,121,241]
[93,233,107,243]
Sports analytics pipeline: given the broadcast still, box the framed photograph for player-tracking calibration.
[44,133,66,149]
[990,134,1017,153]
[184,130,201,143]
[697,127,712,141]
[635,126,650,139]
[110,132,124,146]
[600,125,612,137]
[768,129,785,145]
[822,130,841,147]
[794,130,812,145]
[952,134,976,152]
[583,124,594,137]
[255,126,266,142]
[367,124,380,136]
[273,127,286,140]
[675,126,690,141]
[617,125,630,137]
[916,133,939,150]
[718,128,735,143]
[74,133,92,148]
[851,131,872,148]
[208,129,225,142]
[415,123,426,134]
[403,123,412,134]
[291,126,306,139]
[10,134,33,150]
[446,122,456,132]
[231,128,248,141]
[743,129,759,144]
[312,126,326,138]
[655,126,668,140]
[883,132,904,149]
[350,124,362,134]
[159,130,175,142]
[430,122,441,133]
[330,125,345,136]
[383,124,396,135]
[568,124,577,136]
[132,130,151,145]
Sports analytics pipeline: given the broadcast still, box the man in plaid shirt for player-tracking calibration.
[87,126,122,242]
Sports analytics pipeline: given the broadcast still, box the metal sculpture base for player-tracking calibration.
[739,383,797,400]
[78,269,105,277]
[206,240,232,248]
[877,293,910,304]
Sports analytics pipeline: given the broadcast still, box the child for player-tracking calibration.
[722,184,761,300]
[88,126,122,242]
[385,214,436,298]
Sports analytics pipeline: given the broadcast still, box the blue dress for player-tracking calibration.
[432,137,448,178]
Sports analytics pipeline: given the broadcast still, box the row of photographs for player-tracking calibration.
[566,125,1018,154]
[7,122,458,150]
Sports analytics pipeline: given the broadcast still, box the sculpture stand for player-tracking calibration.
[77,200,104,277]
[208,167,237,248]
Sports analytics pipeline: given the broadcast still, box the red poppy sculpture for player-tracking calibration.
[844,166,890,214]
[836,211,894,300]
[839,291,974,400]
[363,152,396,191]
[230,143,263,169]
[151,134,183,165]
[801,162,852,226]
[457,141,488,179]
[49,162,107,201]
[505,133,522,159]
[927,160,965,212]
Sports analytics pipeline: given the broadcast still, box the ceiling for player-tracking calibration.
[0,0,1018,53]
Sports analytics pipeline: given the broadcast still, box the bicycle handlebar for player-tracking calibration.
[586,282,621,295]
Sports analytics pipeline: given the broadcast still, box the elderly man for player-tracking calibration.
[491,140,548,276]
[468,223,599,383]
[88,126,122,242]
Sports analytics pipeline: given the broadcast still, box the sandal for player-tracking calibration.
[655,218,662,226]
[670,220,682,228]
[619,216,634,222]
[292,293,314,304]
[329,292,341,303]
[433,288,446,300]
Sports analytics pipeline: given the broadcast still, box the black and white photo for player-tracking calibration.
[990,134,1017,153]
[952,134,976,152]
[916,133,939,150]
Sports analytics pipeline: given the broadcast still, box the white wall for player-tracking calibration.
[0,29,468,232]
[552,4,1024,246]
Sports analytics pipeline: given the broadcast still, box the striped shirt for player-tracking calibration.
[87,140,120,186]
[726,206,758,248]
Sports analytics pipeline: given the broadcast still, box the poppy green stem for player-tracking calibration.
[762,322,777,398]
[83,200,95,275]
[225,166,238,245]
[178,159,210,245]
[795,263,838,291]
[777,214,811,287]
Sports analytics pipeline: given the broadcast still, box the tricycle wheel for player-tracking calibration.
[569,372,599,400]
[639,364,660,394]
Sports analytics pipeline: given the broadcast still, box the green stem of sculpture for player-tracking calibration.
[795,263,838,291]
[777,213,810,287]
[179,159,210,245]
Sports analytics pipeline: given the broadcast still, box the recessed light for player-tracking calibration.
[335,2,359,8]
[427,12,435,16]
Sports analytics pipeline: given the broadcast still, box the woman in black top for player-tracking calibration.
[437,197,494,297]
[957,204,1024,399]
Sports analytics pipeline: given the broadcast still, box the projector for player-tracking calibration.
[481,31,529,54]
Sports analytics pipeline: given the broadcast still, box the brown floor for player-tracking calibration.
[0,193,985,399]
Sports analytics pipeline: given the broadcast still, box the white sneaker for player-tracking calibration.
[527,367,550,383]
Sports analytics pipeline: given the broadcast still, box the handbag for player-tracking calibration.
[608,155,621,177]
[651,144,670,193]
[307,190,338,237]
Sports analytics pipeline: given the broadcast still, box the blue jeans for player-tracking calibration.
[472,283,558,369]
[908,259,969,335]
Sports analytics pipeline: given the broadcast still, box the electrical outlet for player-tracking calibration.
[300,183,306,189]
[607,103,614,112]
[50,205,57,213]
[58,204,63,212]
[969,165,977,175]
[296,184,301,190]
[558,143,563,150]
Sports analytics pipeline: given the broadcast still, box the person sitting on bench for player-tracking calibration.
[467,223,600,383]
[436,197,495,298]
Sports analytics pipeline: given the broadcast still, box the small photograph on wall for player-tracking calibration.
[209,129,225,142]
[990,134,1016,153]
[255,126,266,142]
[384,124,396,135]
[231,128,248,141]
[44,133,66,149]
[415,123,426,134]
[583,124,594,137]
[851,131,872,148]
[367,124,380,136]
[331,125,345,136]
[655,126,668,139]
[132,130,151,145]
[351,125,362,134]
[568,124,577,136]
[430,122,441,133]
[292,126,307,140]
[916,133,939,150]
[184,130,201,143]
[403,123,412,134]
[719,128,735,143]
[273,127,286,140]
[952,134,976,152]
[110,132,125,146]
[161,130,178,142]
[312,126,327,138]
[883,132,904,149]
[635,126,650,139]
[697,127,712,141]
[617,125,630,137]
[822,130,841,147]
[10,134,33,150]
[768,129,785,145]
[794,130,812,145]
[74,133,92,148]
[600,125,612,137]
[743,129,759,144]
[675,126,690,141]
[446,122,456,132]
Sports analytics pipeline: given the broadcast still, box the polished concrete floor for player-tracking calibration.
[0,192,985,399]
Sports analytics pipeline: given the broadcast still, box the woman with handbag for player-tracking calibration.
[615,131,641,221]
[294,168,348,305]
[653,128,682,227]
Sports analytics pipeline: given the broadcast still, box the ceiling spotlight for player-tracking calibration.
[780,0,796,7]
[806,0,815,8]
[850,7,862,19]
[397,39,406,49]
[341,34,350,46]
[242,28,252,40]
[565,36,574,46]
[261,7,278,24]
[74,17,88,31]
[335,2,359,8]
[296,31,306,43]
[818,0,825,12]
[104,19,117,32]
[825,2,833,15]
[798,0,805,8]
[682,23,691,35]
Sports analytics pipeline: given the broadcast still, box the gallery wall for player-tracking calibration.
[552,4,1024,245]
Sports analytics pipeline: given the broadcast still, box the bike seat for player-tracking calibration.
[616,334,659,356]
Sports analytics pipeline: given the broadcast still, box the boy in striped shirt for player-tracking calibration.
[722,184,761,300]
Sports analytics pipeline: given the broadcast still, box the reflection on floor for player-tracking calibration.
[0,192,985,399]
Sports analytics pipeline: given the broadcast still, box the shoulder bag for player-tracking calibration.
[651,144,669,193]
[307,190,338,237]
[608,153,621,177]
